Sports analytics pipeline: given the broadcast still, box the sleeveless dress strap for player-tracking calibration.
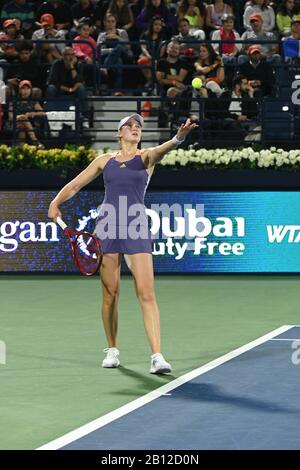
[111,151,119,160]
[102,151,118,171]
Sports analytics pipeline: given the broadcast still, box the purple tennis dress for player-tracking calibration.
[94,154,153,254]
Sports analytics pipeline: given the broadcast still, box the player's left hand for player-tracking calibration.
[177,118,199,141]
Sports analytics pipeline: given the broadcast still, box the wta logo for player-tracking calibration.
[267,225,300,243]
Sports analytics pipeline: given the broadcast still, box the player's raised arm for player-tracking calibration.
[144,118,198,168]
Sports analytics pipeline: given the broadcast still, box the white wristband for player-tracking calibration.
[172,134,185,146]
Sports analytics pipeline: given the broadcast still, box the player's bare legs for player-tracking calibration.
[100,253,121,347]
[127,253,160,353]
[128,253,171,373]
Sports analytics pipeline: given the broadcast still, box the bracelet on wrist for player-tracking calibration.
[172,134,185,146]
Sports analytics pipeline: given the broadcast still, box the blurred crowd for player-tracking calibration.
[0,0,300,147]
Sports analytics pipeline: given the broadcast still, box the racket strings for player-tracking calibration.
[74,233,102,275]
[76,234,98,259]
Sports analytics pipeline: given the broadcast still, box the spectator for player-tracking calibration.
[139,17,169,90]
[107,0,134,33]
[71,0,95,28]
[0,0,35,29]
[282,14,300,62]
[46,46,89,120]
[8,79,45,147]
[36,0,72,32]
[156,40,192,127]
[97,12,133,95]
[221,74,258,120]
[72,19,97,86]
[206,0,233,32]
[238,44,274,96]
[194,43,225,96]
[172,17,205,53]
[141,16,168,59]
[276,0,300,36]
[136,0,176,36]
[177,0,206,32]
[6,40,46,97]
[32,13,66,63]
[93,0,110,31]
[129,0,144,20]
[244,0,275,31]
[0,19,24,64]
[196,74,259,146]
[72,20,97,64]
[211,13,242,65]
[240,13,281,64]
[156,40,190,96]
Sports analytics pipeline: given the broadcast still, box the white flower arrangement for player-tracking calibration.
[159,147,300,169]
[95,147,300,170]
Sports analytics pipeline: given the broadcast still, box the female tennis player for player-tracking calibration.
[48,114,197,374]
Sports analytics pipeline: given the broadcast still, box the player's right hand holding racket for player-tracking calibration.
[55,216,102,276]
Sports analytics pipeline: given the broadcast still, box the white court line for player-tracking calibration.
[37,324,293,451]
[271,338,300,341]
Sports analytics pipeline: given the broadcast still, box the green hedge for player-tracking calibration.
[0,145,98,171]
[1,145,300,171]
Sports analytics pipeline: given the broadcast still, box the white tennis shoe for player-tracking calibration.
[150,353,172,374]
[102,347,120,368]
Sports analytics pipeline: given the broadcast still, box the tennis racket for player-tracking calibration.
[56,216,102,276]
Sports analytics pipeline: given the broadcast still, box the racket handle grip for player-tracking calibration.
[56,216,67,230]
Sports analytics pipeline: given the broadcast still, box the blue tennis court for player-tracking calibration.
[38,325,300,451]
